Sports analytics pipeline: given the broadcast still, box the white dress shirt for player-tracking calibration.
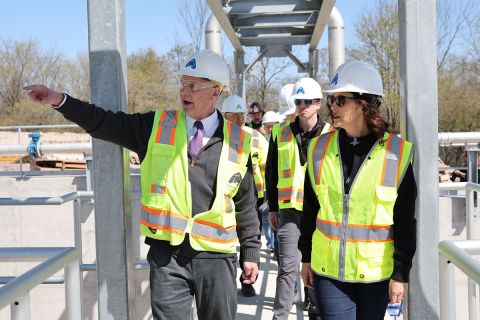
[185,110,220,147]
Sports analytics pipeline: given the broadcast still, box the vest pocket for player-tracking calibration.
[373,185,396,225]
[151,144,176,183]
[356,242,393,281]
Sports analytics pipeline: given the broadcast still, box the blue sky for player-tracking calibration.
[0,0,366,58]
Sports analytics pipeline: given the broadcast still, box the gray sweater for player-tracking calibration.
[56,95,261,262]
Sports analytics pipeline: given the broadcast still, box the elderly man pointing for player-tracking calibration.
[25,49,260,320]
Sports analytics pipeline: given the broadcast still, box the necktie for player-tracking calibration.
[190,120,204,155]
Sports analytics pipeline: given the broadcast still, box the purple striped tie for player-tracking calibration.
[190,120,204,155]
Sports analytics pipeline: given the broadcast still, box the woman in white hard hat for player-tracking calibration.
[262,111,284,139]
[299,61,417,320]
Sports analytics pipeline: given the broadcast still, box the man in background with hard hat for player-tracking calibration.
[262,111,285,141]
[247,101,266,132]
[222,95,269,297]
[266,77,326,319]
[24,49,260,320]
[278,84,298,123]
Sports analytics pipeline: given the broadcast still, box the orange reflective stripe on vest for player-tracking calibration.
[191,219,238,243]
[140,205,188,234]
[155,110,178,145]
[311,131,335,185]
[316,217,393,242]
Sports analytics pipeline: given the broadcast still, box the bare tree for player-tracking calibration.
[177,0,209,52]
[0,39,38,110]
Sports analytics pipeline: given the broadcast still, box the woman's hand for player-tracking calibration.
[389,279,406,304]
[301,263,314,288]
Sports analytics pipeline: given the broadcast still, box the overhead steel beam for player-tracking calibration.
[241,37,310,46]
[228,0,321,15]
[233,13,317,29]
[206,0,243,51]
[238,27,313,38]
[310,0,336,50]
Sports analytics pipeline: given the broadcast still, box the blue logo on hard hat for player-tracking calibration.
[296,87,305,94]
[185,58,196,69]
[331,74,339,86]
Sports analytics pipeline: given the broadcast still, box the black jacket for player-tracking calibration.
[56,95,261,262]
[298,129,417,282]
[265,115,324,213]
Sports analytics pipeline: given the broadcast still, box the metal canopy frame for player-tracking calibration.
[206,0,336,96]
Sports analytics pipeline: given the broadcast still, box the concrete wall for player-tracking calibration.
[0,173,151,320]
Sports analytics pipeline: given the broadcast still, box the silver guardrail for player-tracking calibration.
[0,247,81,320]
[439,240,480,320]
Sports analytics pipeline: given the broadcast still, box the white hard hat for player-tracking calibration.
[324,60,384,96]
[278,84,296,115]
[290,77,323,101]
[262,111,284,124]
[178,49,229,89]
[222,95,247,113]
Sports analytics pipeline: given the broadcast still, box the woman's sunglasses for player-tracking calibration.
[326,95,357,108]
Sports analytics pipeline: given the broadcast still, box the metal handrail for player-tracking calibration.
[0,191,94,206]
[0,247,81,320]
[439,240,480,320]
[0,125,79,130]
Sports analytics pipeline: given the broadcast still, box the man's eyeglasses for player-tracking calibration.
[180,80,217,92]
[326,95,357,108]
[294,99,317,106]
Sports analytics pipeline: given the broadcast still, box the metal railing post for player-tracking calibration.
[439,254,455,320]
[10,294,30,320]
[65,257,82,320]
[466,188,478,320]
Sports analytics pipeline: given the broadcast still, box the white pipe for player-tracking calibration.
[438,132,480,146]
[0,143,92,156]
[205,14,223,56]
[328,6,345,80]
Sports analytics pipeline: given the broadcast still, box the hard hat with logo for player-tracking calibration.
[262,111,284,124]
[324,60,383,96]
[278,84,296,116]
[290,77,323,101]
[178,49,229,90]
[222,95,247,113]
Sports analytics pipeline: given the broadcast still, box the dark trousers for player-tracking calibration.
[147,246,237,320]
[313,274,389,320]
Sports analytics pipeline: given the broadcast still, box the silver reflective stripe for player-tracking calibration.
[191,221,237,242]
[316,219,392,241]
[228,123,242,163]
[383,135,403,187]
[278,188,292,199]
[280,126,291,142]
[152,185,166,194]
[312,132,335,185]
[251,130,259,148]
[141,207,188,231]
[158,111,178,145]
[159,111,177,128]
[296,190,304,201]
[282,169,291,178]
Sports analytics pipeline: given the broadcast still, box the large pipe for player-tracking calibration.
[205,14,223,56]
[438,132,480,146]
[328,6,345,80]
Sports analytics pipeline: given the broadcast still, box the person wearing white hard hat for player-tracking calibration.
[262,111,284,139]
[24,49,260,320]
[222,95,269,297]
[265,77,326,319]
[299,60,417,320]
[278,83,298,123]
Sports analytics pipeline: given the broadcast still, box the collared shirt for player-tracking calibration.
[185,110,219,147]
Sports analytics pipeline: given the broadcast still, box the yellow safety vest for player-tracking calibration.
[272,121,305,211]
[244,126,268,199]
[308,131,413,282]
[140,109,251,253]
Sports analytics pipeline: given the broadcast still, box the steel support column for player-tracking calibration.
[398,0,439,318]
[87,0,133,319]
